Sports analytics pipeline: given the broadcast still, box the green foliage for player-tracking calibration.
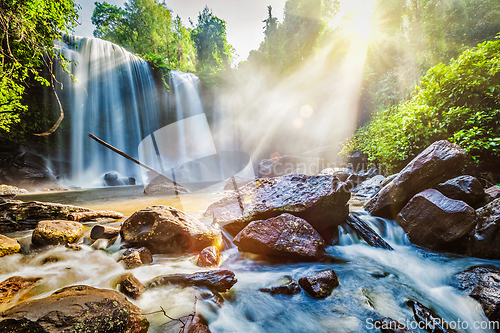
[343,36,500,171]
[0,0,79,134]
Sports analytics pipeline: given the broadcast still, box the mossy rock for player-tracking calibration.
[0,234,21,257]
[31,220,84,246]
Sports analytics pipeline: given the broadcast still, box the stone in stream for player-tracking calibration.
[0,285,149,333]
[143,175,189,196]
[203,174,350,240]
[0,234,21,257]
[147,270,237,293]
[258,155,323,178]
[119,247,153,270]
[435,175,486,207]
[90,224,121,240]
[31,220,84,246]
[121,206,222,254]
[407,300,458,333]
[197,246,221,267]
[466,198,500,259]
[298,269,339,299]
[377,317,418,333]
[396,189,476,251]
[0,276,42,311]
[259,276,301,296]
[0,200,123,233]
[233,213,325,261]
[365,140,467,218]
[345,214,393,250]
[486,185,500,201]
[113,273,145,300]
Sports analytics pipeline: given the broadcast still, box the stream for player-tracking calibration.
[1,186,498,332]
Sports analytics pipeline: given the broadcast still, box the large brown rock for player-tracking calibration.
[197,246,221,267]
[113,273,145,300]
[258,155,322,178]
[119,247,153,269]
[203,174,350,240]
[31,220,84,246]
[0,234,21,257]
[233,213,325,261]
[396,189,477,251]
[147,270,237,293]
[90,224,121,240]
[0,285,149,332]
[365,140,467,218]
[0,276,42,312]
[466,198,500,259]
[435,175,486,207]
[0,200,123,233]
[120,206,222,254]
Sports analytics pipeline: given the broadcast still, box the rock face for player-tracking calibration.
[143,175,189,196]
[298,269,339,299]
[147,270,237,293]
[0,200,123,233]
[31,220,84,246]
[90,224,121,240]
[486,185,500,201]
[204,174,350,240]
[0,276,42,311]
[120,206,221,254]
[258,155,323,178]
[114,273,145,300]
[466,198,500,259]
[259,276,301,296]
[197,246,221,267]
[435,175,485,207]
[455,266,500,323]
[396,189,476,251]
[119,247,153,270]
[365,140,467,218]
[233,214,325,261]
[377,317,417,333]
[0,234,21,257]
[0,285,149,332]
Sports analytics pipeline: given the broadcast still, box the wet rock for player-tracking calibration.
[258,155,322,178]
[0,234,21,257]
[233,213,325,261]
[223,176,253,191]
[435,175,486,207]
[486,185,500,201]
[147,270,237,293]
[120,206,221,254]
[186,315,211,333]
[465,198,500,259]
[408,300,457,333]
[0,200,123,233]
[143,175,189,196]
[365,140,467,218]
[396,189,476,251]
[352,175,386,200]
[119,247,153,270]
[197,246,220,267]
[91,224,121,240]
[0,276,42,311]
[0,185,28,196]
[455,266,500,323]
[0,285,149,332]
[377,317,417,333]
[259,276,301,295]
[31,220,84,246]
[298,269,339,299]
[42,187,68,192]
[113,273,145,300]
[345,214,393,250]
[204,174,350,240]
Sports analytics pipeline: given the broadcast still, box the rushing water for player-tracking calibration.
[3,190,499,333]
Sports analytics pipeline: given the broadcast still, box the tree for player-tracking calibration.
[0,0,79,135]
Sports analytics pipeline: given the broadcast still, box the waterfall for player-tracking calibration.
[52,36,210,187]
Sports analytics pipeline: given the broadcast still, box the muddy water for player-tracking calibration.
[2,187,499,333]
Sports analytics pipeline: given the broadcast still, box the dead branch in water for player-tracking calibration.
[143,296,198,333]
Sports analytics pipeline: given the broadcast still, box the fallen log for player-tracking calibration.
[345,214,393,250]
[68,211,123,221]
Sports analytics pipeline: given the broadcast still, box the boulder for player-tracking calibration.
[0,200,123,233]
[90,224,121,240]
[486,185,500,201]
[197,246,220,267]
[223,176,253,191]
[143,175,188,196]
[465,198,500,259]
[0,285,149,332]
[352,175,386,200]
[0,234,21,257]
[0,185,28,196]
[259,276,301,296]
[396,189,476,251]
[435,175,485,207]
[147,270,237,293]
[119,247,153,270]
[258,155,322,178]
[113,273,145,300]
[365,140,467,218]
[455,266,500,323]
[233,213,325,261]
[203,174,350,240]
[120,206,222,254]
[31,220,84,246]
[408,300,457,333]
[298,269,339,299]
[377,317,417,333]
[0,276,42,311]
